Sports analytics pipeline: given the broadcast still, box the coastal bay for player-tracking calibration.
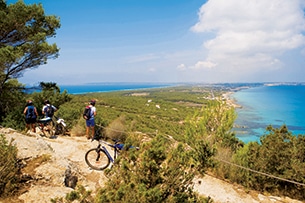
[60,82,305,144]
[232,84,305,143]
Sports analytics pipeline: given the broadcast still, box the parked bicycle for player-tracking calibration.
[36,115,67,138]
[85,130,138,171]
[36,117,54,137]
[85,138,122,170]
[54,115,68,135]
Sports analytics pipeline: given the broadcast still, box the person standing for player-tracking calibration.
[42,99,57,118]
[23,100,38,133]
[85,100,96,139]
[41,99,57,136]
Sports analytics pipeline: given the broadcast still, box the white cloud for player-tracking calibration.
[190,60,217,70]
[176,64,186,71]
[190,0,305,78]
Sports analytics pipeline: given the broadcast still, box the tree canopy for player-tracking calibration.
[0,0,60,96]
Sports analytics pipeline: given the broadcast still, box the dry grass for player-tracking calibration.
[105,115,127,141]
[70,123,86,137]
[213,147,234,179]
[22,154,51,175]
[0,154,52,203]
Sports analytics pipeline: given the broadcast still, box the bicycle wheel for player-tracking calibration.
[55,123,66,135]
[44,125,54,138]
[85,148,110,170]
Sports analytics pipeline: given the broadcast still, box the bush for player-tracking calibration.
[51,185,93,203]
[0,134,19,197]
[0,79,26,129]
[95,135,208,203]
[105,115,127,141]
[230,125,305,200]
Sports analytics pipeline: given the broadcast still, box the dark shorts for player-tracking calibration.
[86,119,95,127]
[25,117,37,124]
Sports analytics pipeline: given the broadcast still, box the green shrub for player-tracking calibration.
[95,135,208,203]
[0,79,26,129]
[231,125,305,200]
[1,82,72,130]
[0,134,19,197]
[51,185,93,203]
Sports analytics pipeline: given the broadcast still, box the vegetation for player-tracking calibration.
[95,134,209,203]
[2,81,71,130]
[0,134,18,196]
[1,0,305,201]
[230,125,305,199]
[0,0,60,121]
[64,87,218,140]
[2,82,305,201]
[51,185,94,203]
[31,82,72,116]
[59,88,305,201]
[0,79,26,128]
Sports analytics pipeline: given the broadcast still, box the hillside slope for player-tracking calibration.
[0,127,302,203]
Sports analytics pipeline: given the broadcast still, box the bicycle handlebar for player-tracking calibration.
[90,127,139,151]
[96,138,138,151]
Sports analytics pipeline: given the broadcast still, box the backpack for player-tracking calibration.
[83,106,91,120]
[45,105,54,117]
[26,106,36,119]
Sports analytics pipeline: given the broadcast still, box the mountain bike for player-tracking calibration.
[36,115,67,137]
[85,137,123,170]
[54,115,68,135]
[36,117,54,137]
[85,130,138,171]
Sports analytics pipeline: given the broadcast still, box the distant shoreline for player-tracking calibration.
[60,83,177,94]
[221,85,252,109]
[222,92,242,108]
[56,82,305,95]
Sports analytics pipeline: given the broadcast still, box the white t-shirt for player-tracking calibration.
[89,105,96,118]
[42,104,57,118]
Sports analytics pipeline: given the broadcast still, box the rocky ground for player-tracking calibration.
[0,127,303,203]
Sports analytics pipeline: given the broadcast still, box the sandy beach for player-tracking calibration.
[222,91,242,108]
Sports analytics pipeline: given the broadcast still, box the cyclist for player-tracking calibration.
[23,100,38,133]
[42,99,57,118]
[85,99,97,139]
[41,99,57,136]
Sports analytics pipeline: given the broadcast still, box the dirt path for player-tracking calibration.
[0,128,302,203]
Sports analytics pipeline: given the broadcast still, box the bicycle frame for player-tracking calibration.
[101,145,114,163]
[98,140,120,163]
[36,117,53,136]
[85,133,139,170]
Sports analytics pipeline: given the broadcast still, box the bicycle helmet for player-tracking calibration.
[90,99,96,106]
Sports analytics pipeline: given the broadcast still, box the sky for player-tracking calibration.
[8,0,305,85]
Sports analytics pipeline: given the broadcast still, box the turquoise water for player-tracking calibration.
[232,85,305,143]
[60,83,174,94]
[59,83,305,144]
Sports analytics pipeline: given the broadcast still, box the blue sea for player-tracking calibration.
[60,83,174,94]
[59,83,305,144]
[232,85,305,143]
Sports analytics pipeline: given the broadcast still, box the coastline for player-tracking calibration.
[222,92,242,108]
[60,83,177,94]
[230,84,305,143]
[221,84,255,109]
